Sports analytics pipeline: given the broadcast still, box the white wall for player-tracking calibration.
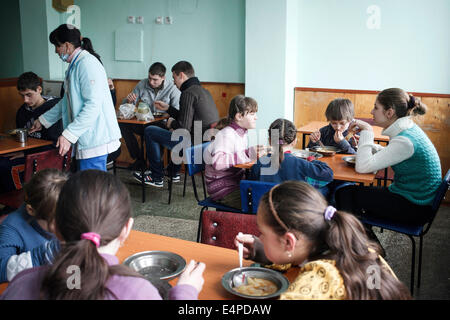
[296,0,450,94]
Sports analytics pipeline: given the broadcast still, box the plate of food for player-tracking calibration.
[342,155,356,166]
[310,145,341,156]
[123,251,186,281]
[222,267,289,299]
[292,149,323,160]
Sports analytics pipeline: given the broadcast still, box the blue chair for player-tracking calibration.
[184,142,242,242]
[361,169,450,295]
[240,180,278,214]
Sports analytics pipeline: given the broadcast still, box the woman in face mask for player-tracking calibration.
[30,24,121,171]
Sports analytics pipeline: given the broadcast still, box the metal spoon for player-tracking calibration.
[232,237,248,287]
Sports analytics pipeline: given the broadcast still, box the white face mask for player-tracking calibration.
[58,45,70,62]
[59,52,70,62]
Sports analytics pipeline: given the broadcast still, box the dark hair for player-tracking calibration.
[171,61,195,78]
[268,119,297,167]
[259,181,412,300]
[216,95,258,129]
[49,24,102,64]
[40,170,143,300]
[149,62,166,77]
[23,169,69,223]
[325,98,354,121]
[17,72,42,91]
[377,88,427,117]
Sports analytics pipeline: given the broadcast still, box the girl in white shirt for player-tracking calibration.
[335,88,441,225]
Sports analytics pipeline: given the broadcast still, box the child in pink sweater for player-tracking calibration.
[205,95,264,209]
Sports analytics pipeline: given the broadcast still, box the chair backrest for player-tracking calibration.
[185,142,210,177]
[421,169,450,234]
[240,180,277,214]
[200,210,260,249]
[23,147,72,182]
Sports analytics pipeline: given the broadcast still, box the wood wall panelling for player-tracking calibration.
[0,79,24,132]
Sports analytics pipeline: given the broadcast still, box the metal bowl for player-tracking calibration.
[222,267,290,299]
[310,146,341,156]
[343,155,356,166]
[123,251,186,281]
[292,149,323,160]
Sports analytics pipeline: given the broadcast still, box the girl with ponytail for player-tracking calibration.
[249,118,333,198]
[1,170,205,300]
[235,181,411,300]
[336,88,442,226]
[30,24,121,172]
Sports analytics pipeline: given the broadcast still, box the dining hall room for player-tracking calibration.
[0,0,449,305]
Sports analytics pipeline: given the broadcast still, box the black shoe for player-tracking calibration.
[132,171,163,188]
[164,168,180,182]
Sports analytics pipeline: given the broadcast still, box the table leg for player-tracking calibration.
[141,134,145,203]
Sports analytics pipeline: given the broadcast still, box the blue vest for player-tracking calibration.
[389,125,441,206]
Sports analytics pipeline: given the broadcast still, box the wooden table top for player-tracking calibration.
[0,230,300,299]
[0,134,53,155]
[117,115,169,125]
[117,230,299,300]
[297,120,389,142]
[235,153,376,185]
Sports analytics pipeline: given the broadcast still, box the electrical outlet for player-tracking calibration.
[165,16,173,25]
[127,16,135,24]
[155,16,163,24]
[136,16,144,24]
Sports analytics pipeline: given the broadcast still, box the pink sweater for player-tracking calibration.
[205,123,251,200]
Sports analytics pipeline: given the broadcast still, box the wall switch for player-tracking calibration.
[136,16,144,24]
[165,16,173,24]
[127,16,135,24]
[155,16,163,24]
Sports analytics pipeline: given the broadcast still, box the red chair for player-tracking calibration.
[0,148,71,209]
[199,210,260,250]
[0,214,8,225]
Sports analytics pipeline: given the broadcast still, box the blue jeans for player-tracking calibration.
[78,154,108,171]
[144,125,184,180]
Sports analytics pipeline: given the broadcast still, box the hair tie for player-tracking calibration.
[268,186,290,232]
[278,139,285,145]
[80,232,101,248]
[407,95,416,109]
[324,206,336,221]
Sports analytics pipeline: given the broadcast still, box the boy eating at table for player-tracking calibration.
[0,72,62,198]
[307,98,357,154]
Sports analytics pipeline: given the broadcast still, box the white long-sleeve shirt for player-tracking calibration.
[355,117,415,173]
